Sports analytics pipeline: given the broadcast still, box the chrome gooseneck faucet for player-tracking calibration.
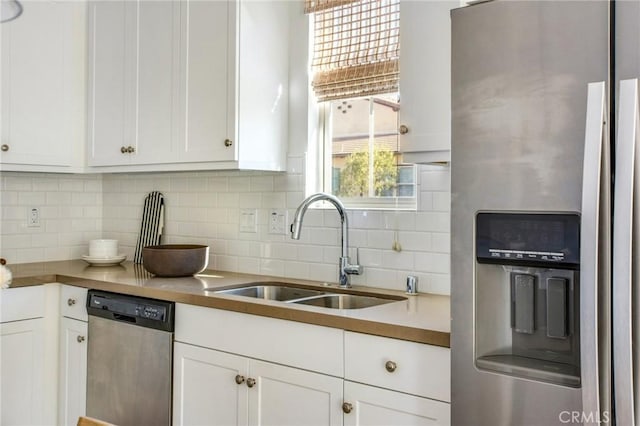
[290,193,362,288]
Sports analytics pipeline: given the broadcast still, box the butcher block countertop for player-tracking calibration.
[6,260,451,348]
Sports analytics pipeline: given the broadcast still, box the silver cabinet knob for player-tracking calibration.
[246,377,256,388]
[1,144,9,152]
[127,146,135,153]
[398,124,409,135]
[67,298,76,306]
[121,146,128,153]
[235,375,245,385]
[385,360,397,373]
[77,335,85,343]
[224,139,233,147]
[342,402,353,414]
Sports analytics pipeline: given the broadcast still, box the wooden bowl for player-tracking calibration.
[142,244,209,277]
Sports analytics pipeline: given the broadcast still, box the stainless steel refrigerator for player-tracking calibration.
[451,1,640,424]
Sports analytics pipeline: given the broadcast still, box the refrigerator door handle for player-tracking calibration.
[613,78,639,426]
[581,81,612,423]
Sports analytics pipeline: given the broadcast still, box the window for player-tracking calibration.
[307,0,416,209]
[321,94,416,208]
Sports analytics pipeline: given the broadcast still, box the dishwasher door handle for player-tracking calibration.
[113,313,136,323]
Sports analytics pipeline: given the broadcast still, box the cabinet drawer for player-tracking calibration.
[1,286,46,323]
[60,285,88,321]
[175,303,344,377]
[345,331,450,402]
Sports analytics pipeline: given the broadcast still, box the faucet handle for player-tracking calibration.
[345,248,363,275]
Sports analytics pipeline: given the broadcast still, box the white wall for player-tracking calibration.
[0,2,451,294]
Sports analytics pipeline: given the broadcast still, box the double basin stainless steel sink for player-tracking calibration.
[207,282,405,310]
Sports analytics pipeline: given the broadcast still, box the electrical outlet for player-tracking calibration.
[268,209,288,235]
[27,207,40,228]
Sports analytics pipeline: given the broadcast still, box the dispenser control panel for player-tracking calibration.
[476,212,580,268]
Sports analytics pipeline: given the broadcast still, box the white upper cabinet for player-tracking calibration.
[0,0,86,172]
[88,0,289,172]
[178,0,232,164]
[88,0,179,167]
[399,0,457,164]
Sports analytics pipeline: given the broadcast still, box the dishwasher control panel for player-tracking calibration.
[87,290,175,332]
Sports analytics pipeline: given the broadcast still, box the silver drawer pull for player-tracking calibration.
[385,360,397,373]
[67,298,76,306]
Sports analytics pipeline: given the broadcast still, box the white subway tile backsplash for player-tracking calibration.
[18,191,46,205]
[260,258,285,277]
[32,178,60,191]
[308,263,336,283]
[359,248,383,268]
[208,177,229,192]
[420,165,450,192]
[218,192,240,208]
[250,175,274,192]
[418,191,434,211]
[4,176,32,191]
[414,252,450,274]
[217,255,239,272]
[59,179,85,192]
[431,232,451,253]
[296,245,324,262]
[366,229,395,250]
[1,156,452,295]
[285,191,305,209]
[397,231,431,252]
[228,176,251,193]
[322,246,341,264]
[239,193,262,208]
[381,250,415,271]
[415,211,450,233]
[261,192,286,209]
[284,261,310,280]
[310,227,339,247]
[432,192,451,212]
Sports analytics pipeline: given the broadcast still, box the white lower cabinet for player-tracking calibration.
[174,342,248,425]
[0,284,59,425]
[0,318,46,425]
[249,359,343,426]
[343,381,450,426]
[58,317,88,426]
[173,342,343,426]
[174,304,450,426]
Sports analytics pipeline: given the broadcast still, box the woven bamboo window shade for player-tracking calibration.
[306,0,400,102]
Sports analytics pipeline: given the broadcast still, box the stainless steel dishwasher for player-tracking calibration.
[86,290,175,426]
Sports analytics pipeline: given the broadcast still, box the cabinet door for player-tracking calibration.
[173,342,248,426]
[177,0,234,163]
[1,318,46,426]
[58,317,88,426]
[344,381,450,426]
[0,0,85,170]
[88,0,135,166]
[131,0,180,165]
[399,1,457,164]
[248,360,343,426]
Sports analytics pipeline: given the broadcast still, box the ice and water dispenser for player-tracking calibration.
[474,212,581,387]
